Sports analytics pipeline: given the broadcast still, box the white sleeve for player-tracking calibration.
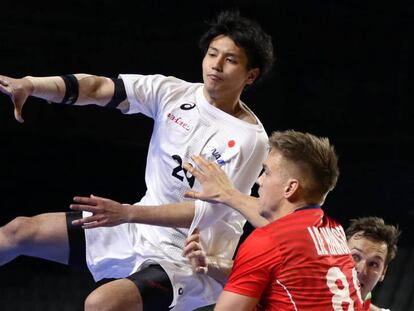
[189,200,233,232]
[119,74,186,118]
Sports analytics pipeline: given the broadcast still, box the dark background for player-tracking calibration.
[0,1,413,310]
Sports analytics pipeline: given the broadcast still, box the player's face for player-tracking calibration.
[202,35,259,101]
[256,150,290,220]
[347,232,388,299]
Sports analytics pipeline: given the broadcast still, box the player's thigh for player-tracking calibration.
[26,212,68,242]
[85,278,143,311]
[3,212,68,248]
[17,212,69,263]
[85,264,174,311]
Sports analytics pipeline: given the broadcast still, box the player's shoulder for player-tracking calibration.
[121,73,199,91]
[243,226,276,248]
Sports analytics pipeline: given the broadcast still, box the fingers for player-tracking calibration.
[186,249,205,259]
[71,213,108,229]
[183,155,220,177]
[81,221,103,229]
[183,190,201,200]
[70,203,100,213]
[183,163,204,181]
[186,229,200,244]
[182,228,208,274]
[73,196,99,205]
[14,108,24,123]
[191,155,209,168]
[71,215,97,226]
[182,240,201,257]
[191,155,220,171]
[0,76,25,123]
[89,194,109,201]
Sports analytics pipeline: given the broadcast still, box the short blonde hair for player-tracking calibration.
[268,130,339,201]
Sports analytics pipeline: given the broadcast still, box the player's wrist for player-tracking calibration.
[22,76,35,96]
[222,187,241,206]
[124,204,135,223]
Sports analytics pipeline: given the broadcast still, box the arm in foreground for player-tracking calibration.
[70,194,195,229]
[183,155,269,228]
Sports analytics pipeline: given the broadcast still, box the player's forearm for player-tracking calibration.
[25,74,115,107]
[223,190,269,228]
[126,201,195,228]
[206,256,233,285]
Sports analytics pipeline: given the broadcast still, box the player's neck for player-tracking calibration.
[269,201,309,222]
[204,89,256,124]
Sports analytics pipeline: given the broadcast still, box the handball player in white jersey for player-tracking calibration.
[0,11,274,311]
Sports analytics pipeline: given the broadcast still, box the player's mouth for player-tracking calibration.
[207,74,223,82]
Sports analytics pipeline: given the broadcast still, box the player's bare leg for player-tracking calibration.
[0,212,69,265]
[85,278,143,311]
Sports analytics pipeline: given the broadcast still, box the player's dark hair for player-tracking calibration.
[199,11,274,84]
[346,217,401,265]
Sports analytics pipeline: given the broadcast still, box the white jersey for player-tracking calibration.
[84,74,268,309]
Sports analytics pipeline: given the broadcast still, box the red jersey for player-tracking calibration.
[224,207,363,310]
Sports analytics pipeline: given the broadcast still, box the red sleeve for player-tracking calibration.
[224,229,281,298]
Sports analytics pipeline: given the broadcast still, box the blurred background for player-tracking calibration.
[0,1,413,310]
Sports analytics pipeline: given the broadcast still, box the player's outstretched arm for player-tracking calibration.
[183,155,269,228]
[70,194,196,229]
[0,74,117,122]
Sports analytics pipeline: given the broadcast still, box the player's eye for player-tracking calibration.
[352,254,361,262]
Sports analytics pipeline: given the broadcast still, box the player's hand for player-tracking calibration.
[0,75,33,123]
[182,228,208,274]
[70,194,131,229]
[183,155,236,204]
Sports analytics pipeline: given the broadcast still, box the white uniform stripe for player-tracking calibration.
[276,279,298,311]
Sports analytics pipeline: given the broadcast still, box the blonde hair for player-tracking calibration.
[268,130,339,201]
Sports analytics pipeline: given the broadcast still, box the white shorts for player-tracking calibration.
[84,220,223,309]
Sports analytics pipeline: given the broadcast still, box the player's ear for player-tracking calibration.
[246,68,259,85]
[284,179,299,198]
